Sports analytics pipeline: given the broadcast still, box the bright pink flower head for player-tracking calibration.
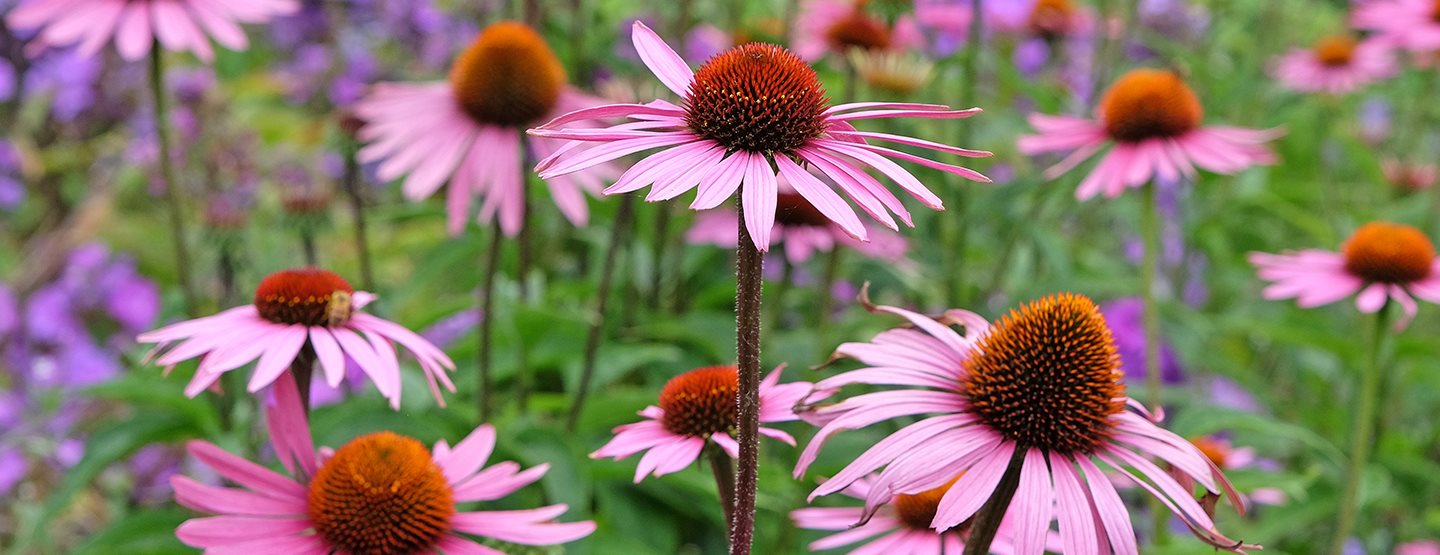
[791,475,1060,553]
[137,268,456,409]
[171,373,594,554]
[1353,0,1440,53]
[592,365,817,482]
[355,21,616,237]
[1250,221,1440,327]
[791,0,924,61]
[794,291,1257,554]
[530,21,991,251]
[685,175,910,265]
[1398,540,1440,555]
[1272,35,1396,95]
[1018,68,1280,200]
[6,0,297,62]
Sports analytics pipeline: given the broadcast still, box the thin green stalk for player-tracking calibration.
[477,222,503,422]
[339,138,376,292]
[1328,304,1393,555]
[767,259,793,336]
[707,442,736,530]
[149,46,198,316]
[815,248,841,344]
[566,196,634,432]
[1139,183,1169,546]
[942,0,984,306]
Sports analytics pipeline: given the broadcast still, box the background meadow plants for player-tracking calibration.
[2,0,1440,553]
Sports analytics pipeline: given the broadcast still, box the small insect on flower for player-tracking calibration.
[138,268,456,409]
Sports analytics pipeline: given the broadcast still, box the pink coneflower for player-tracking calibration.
[1189,435,1287,506]
[1353,0,1440,54]
[686,190,909,265]
[1024,0,1094,41]
[1272,35,1396,95]
[171,373,594,554]
[530,21,990,251]
[137,268,455,409]
[592,365,813,482]
[792,475,1047,553]
[1383,158,1438,193]
[1018,68,1279,200]
[1250,221,1440,325]
[795,292,1256,553]
[791,0,924,61]
[355,21,614,237]
[6,0,297,62]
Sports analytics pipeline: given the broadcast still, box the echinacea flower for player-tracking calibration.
[530,21,990,251]
[847,49,935,96]
[355,21,615,237]
[1018,68,1279,200]
[795,292,1256,553]
[591,365,814,482]
[1250,221,1440,325]
[138,268,456,409]
[686,188,909,265]
[171,373,594,554]
[791,0,923,61]
[792,475,1050,553]
[6,0,298,62]
[1025,0,1094,41]
[1272,35,1396,95]
[1382,158,1437,193]
[1398,540,1440,555]
[1353,0,1440,54]
[1189,435,1287,506]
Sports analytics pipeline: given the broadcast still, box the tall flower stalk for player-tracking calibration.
[148,46,198,316]
[532,23,989,552]
[567,196,635,431]
[1329,304,1392,555]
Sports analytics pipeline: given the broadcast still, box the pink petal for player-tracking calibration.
[630,21,695,97]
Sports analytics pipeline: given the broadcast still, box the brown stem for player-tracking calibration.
[730,192,764,555]
[477,222,503,422]
[292,354,315,414]
[707,442,736,530]
[300,229,318,266]
[961,446,1027,555]
[648,204,673,311]
[566,196,634,431]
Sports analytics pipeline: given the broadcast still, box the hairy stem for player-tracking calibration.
[729,193,764,555]
[566,196,634,432]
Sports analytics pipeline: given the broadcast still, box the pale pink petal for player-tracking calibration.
[630,21,695,97]
[741,153,778,250]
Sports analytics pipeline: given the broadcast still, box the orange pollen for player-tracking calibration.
[1313,35,1357,66]
[684,43,829,153]
[307,432,455,555]
[775,192,832,228]
[1028,0,1076,39]
[659,366,739,437]
[1342,222,1436,284]
[963,293,1126,455]
[449,21,566,127]
[825,3,892,52]
[1190,436,1230,468]
[253,269,355,327]
[1434,0,1440,21]
[1099,69,1204,143]
[892,476,962,531]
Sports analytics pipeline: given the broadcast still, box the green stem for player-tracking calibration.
[149,46,198,316]
[1328,304,1392,555]
[707,442,736,531]
[1139,183,1162,409]
[340,138,376,292]
[767,258,793,336]
[566,196,633,432]
[477,222,503,422]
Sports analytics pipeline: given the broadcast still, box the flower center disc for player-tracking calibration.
[775,192,832,228]
[1098,69,1204,143]
[659,366,739,436]
[450,21,566,127]
[1342,222,1436,283]
[253,269,355,326]
[1313,35,1357,66]
[963,293,1126,455]
[307,432,456,555]
[825,4,891,52]
[892,476,961,531]
[685,43,829,154]
[1028,0,1076,39]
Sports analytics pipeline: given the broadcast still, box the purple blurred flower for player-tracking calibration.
[1359,96,1391,146]
[0,448,24,496]
[683,24,730,63]
[1208,376,1262,413]
[420,310,482,349]
[1100,298,1185,384]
